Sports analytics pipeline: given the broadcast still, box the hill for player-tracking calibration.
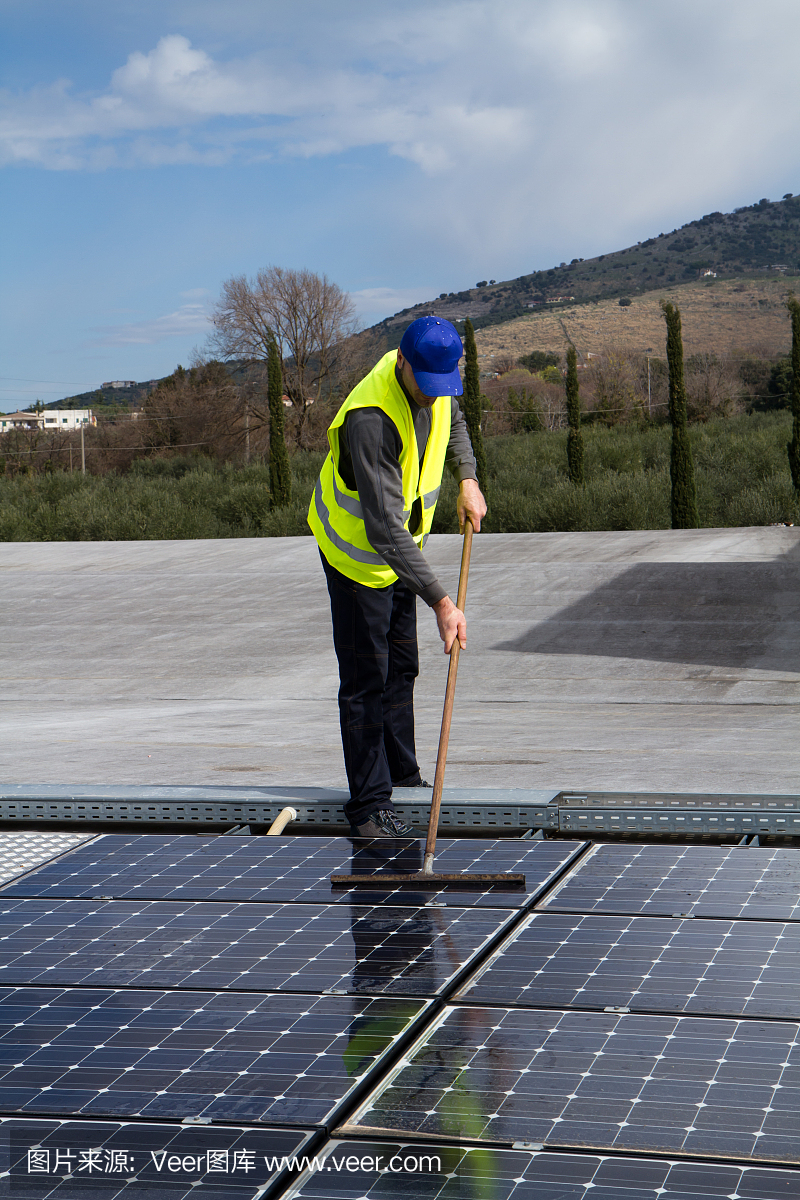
[32,191,800,412]
[367,192,800,350]
[37,360,258,413]
[473,275,795,367]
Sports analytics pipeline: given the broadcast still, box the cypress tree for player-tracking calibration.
[661,301,700,528]
[267,335,292,508]
[565,344,584,484]
[787,295,800,491]
[462,319,488,494]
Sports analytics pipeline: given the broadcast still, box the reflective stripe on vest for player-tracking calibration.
[307,350,452,588]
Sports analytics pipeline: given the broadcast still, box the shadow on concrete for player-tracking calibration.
[494,558,800,671]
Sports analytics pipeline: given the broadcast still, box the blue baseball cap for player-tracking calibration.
[399,316,463,396]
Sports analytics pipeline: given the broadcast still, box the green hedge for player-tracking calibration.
[1,413,797,541]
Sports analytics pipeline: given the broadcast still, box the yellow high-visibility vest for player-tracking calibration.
[308,350,452,587]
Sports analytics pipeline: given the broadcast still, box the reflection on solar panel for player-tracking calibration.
[4,835,584,908]
[0,987,427,1127]
[0,897,512,996]
[0,832,94,887]
[540,844,800,919]
[346,1005,800,1162]
[285,1141,800,1200]
[457,912,800,1019]
[2,1116,311,1197]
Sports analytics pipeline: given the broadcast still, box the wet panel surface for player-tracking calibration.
[539,843,800,919]
[2,835,584,909]
[457,911,800,1018]
[348,1005,800,1163]
[0,987,427,1127]
[286,1141,800,1200]
[0,1116,310,1197]
[0,897,511,996]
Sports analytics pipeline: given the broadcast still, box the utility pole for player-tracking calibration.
[647,356,652,418]
[69,445,73,473]
[80,423,85,475]
[244,404,251,464]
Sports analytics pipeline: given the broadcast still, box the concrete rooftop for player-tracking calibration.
[1,527,798,795]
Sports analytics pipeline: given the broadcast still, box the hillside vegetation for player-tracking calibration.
[1,412,795,540]
[369,193,800,352]
[475,276,795,366]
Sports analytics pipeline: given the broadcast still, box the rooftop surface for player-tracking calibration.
[2,527,798,793]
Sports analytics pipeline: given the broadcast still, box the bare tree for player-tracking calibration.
[209,266,359,446]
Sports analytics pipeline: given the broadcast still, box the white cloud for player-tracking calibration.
[90,302,211,346]
[2,1,800,263]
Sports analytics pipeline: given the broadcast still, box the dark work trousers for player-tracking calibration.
[320,552,422,826]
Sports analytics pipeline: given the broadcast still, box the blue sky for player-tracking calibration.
[2,0,800,407]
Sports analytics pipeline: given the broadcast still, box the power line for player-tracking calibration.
[0,440,211,457]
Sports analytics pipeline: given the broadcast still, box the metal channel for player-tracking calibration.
[558,791,800,809]
[0,798,559,832]
[0,787,561,834]
[556,791,800,838]
[559,809,800,836]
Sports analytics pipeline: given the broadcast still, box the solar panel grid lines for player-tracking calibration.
[454,911,800,1020]
[0,986,429,1129]
[0,897,515,998]
[1,834,586,909]
[0,1115,314,1198]
[345,1004,800,1164]
[537,842,800,920]
[282,1140,800,1200]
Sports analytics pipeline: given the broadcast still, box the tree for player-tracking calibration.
[661,301,700,528]
[210,266,358,446]
[565,345,584,484]
[461,319,488,493]
[787,296,800,492]
[268,335,292,507]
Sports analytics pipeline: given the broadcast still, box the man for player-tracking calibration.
[308,315,487,838]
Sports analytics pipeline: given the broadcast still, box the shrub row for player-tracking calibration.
[0,413,797,541]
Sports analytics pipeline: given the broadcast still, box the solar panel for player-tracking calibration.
[539,844,800,920]
[345,1004,800,1163]
[3,835,584,909]
[457,912,800,1019]
[0,832,94,887]
[284,1140,800,1200]
[2,1115,312,1197]
[0,987,427,1128]
[0,897,512,997]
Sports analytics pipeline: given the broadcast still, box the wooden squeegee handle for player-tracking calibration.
[423,519,474,873]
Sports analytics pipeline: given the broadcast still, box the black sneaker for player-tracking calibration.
[352,809,417,839]
[393,778,432,788]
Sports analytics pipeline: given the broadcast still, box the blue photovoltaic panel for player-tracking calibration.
[0,897,512,997]
[0,987,427,1128]
[285,1141,800,1200]
[1,1116,312,1197]
[539,843,800,919]
[2,834,584,909]
[347,1005,800,1163]
[457,911,800,1019]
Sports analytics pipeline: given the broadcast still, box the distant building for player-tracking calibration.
[0,409,96,432]
[701,269,717,278]
[101,380,137,389]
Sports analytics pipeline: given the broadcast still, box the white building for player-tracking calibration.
[0,409,96,432]
[102,381,137,389]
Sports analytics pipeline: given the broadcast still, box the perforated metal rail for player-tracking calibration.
[1,785,799,839]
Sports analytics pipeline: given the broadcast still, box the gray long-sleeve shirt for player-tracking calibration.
[338,373,478,606]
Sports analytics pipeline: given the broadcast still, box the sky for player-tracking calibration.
[2,0,800,407]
